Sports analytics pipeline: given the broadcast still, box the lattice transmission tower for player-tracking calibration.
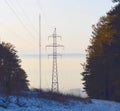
[46,28,64,92]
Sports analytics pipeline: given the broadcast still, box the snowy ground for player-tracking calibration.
[0,96,119,111]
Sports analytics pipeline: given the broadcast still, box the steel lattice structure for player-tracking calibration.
[46,28,64,92]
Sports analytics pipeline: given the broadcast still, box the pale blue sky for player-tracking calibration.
[0,0,116,90]
[0,0,114,55]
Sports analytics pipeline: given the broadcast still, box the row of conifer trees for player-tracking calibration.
[82,0,120,102]
[0,0,120,103]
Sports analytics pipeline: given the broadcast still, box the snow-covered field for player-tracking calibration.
[0,97,119,111]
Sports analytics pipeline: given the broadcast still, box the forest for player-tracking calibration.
[0,0,119,110]
[82,0,120,102]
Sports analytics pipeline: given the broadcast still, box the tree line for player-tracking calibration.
[82,0,120,102]
[0,42,29,96]
[0,0,120,103]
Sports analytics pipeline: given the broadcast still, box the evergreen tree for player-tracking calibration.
[0,42,29,95]
[112,0,120,3]
[82,1,120,101]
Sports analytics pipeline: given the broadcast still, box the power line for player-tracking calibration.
[14,0,38,34]
[4,0,36,40]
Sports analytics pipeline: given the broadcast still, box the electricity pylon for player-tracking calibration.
[46,28,64,92]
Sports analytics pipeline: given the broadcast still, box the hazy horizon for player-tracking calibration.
[21,54,86,92]
[0,0,115,93]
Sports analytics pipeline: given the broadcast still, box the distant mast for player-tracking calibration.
[39,14,41,89]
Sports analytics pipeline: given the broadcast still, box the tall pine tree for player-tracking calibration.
[82,1,120,101]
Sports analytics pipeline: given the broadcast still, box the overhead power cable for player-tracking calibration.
[4,0,36,40]
[14,0,38,34]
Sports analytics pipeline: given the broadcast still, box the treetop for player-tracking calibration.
[112,0,120,3]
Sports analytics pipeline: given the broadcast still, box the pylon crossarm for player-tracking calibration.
[46,45,64,48]
[48,35,61,40]
[46,45,54,48]
[56,45,64,47]
[56,36,62,40]
[48,54,62,57]
[48,35,54,40]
